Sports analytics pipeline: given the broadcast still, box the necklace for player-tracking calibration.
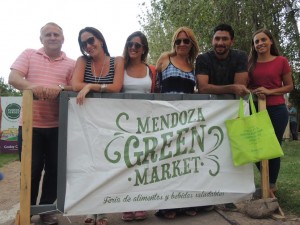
[92,56,107,83]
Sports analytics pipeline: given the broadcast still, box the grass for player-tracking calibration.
[0,153,18,167]
[276,141,300,216]
[254,140,300,216]
[0,141,299,216]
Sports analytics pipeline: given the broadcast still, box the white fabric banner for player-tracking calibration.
[64,98,254,215]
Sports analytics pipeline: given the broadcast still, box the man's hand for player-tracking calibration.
[31,85,61,100]
[233,84,250,97]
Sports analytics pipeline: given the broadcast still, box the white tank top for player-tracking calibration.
[123,67,152,93]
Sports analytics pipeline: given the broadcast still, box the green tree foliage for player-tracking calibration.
[138,0,300,98]
[0,77,21,96]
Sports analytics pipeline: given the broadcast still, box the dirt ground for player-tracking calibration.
[0,161,300,225]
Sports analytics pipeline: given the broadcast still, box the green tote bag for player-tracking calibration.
[225,94,284,166]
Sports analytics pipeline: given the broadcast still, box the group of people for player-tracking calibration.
[7,22,294,225]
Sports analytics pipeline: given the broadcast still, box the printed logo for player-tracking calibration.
[5,103,21,120]
[103,107,224,186]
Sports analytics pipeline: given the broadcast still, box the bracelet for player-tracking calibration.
[100,84,107,92]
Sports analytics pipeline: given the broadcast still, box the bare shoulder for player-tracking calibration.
[114,56,125,67]
[75,56,87,64]
[156,52,170,71]
[114,56,124,62]
[157,52,169,62]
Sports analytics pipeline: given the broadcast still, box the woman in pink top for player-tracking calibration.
[248,28,293,193]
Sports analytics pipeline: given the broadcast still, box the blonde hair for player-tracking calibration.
[170,27,200,68]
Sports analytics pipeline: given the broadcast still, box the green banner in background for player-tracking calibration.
[0,97,22,154]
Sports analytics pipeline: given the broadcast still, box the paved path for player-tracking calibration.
[1,161,299,225]
[0,161,232,225]
[29,210,231,225]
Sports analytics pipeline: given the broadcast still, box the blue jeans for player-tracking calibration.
[290,121,298,140]
[254,104,288,184]
[18,127,58,205]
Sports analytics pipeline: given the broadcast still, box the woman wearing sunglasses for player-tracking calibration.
[122,31,156,94]
[71,27,124,225]
[155,26,199,94]
[154,27,200,219]
[72,27,124,105]
[120,31,156,221]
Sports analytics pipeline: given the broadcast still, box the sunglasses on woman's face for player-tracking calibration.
[175,38,191,45]
[81,36,95,49]
[127,41,143,49]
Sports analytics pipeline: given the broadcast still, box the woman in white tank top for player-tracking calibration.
[122,31,156,95]
[120,31,156,221]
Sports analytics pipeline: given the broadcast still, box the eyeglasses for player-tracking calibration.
[175,38,191,45]
[127,41,143,49]
[81,36,95,49]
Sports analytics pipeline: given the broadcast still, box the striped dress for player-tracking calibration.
[83,57,115,84]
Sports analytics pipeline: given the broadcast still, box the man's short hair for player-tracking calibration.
[213,24,234,40]
[40,22,63,34]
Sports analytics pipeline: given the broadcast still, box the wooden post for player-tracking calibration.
[258,98,285,219]
[257,98,270,199]
[16,90,33,225]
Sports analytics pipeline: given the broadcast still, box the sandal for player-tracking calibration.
[134,211,147,220]
[85,214,96,225]
[155,209,176,219]
[96,214,108,225]
[184,209,197,216]
[197,205,215,212]
[122,212,134,221]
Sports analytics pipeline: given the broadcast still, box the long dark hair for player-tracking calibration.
[248,28,280,76]
[123,31,149,68]
[78,27,110,59]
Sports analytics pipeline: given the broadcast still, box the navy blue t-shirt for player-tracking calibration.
[195,49,248,85]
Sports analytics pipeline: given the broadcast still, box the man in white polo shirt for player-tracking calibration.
[9,22,75,224]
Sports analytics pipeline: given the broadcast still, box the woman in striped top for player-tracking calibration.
[155,27,199,94]
[72,27,124,105]
[154,27,200,219]
[71,27,124,225]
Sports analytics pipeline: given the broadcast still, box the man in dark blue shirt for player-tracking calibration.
[196,23,249,97]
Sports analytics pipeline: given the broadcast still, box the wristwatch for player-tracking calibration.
[58,84,65,91]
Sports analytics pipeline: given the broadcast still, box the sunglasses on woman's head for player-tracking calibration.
[127,41,143,49]
[175,38,191,45]
[81,36,95,49]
